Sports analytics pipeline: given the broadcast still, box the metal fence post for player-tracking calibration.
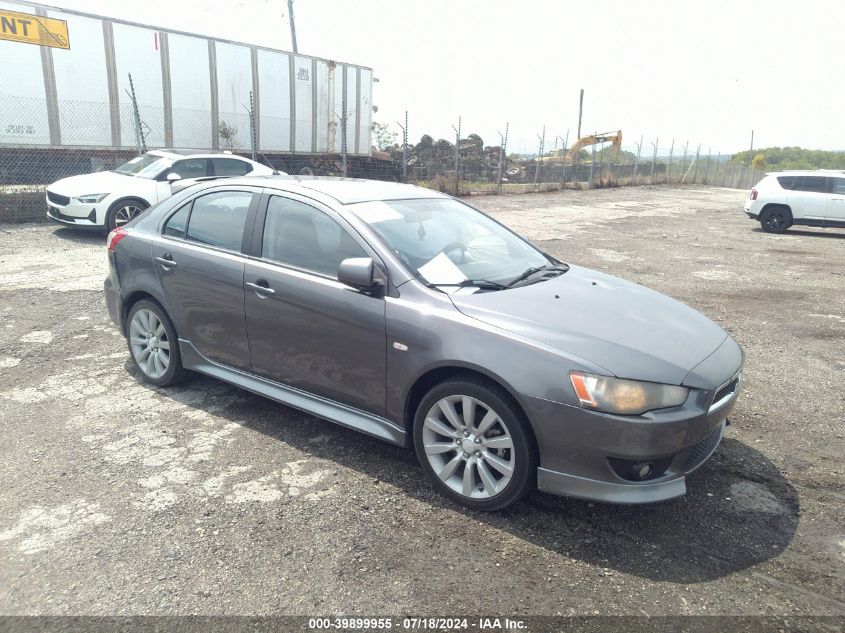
[497,122,509,194]
[249,91,257,161]
[650,137,658,185]
[692,145,701,183]
[667,139,674,184]
[396,111,408,182]
[339,90,348,177]
[680,141,689,183]
[533,125,545,188]
[589,144,595,188]
[452,116,461,196]
[634,135,643,185]
[597,142,605,187]
[703,147,712,185]
[127,72,145,154]
[558,131,568,189]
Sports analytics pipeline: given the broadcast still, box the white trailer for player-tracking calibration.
[0,0,374,156]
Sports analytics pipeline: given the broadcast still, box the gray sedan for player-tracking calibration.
[104,176,743,510]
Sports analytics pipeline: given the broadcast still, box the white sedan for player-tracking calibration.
[46,150,276,231]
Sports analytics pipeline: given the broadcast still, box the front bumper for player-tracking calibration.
[46,195,104,229]
[523,377,739,504]
[536,420,726,504]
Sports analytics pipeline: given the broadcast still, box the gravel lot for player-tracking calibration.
[0,186,842,618]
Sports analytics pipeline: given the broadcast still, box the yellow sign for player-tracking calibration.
[0,9,69,49]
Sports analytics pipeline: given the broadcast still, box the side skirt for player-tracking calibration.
[179,339,406,447]
[793,218,845,228]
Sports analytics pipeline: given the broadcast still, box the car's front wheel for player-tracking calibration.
[106,198,148,231]
[760,205,792,233]
[126,299,187,387]
[413,376,536,511]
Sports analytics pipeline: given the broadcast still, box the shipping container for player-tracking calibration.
[0,0,374,156]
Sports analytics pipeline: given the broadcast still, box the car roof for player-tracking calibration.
[194,175,450,204]
[766,169,845,176]
[148,149,254,161]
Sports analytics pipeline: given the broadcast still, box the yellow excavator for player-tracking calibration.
[541,130,623,164]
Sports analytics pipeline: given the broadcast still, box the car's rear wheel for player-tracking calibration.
[106,198,148,231]
[413,377,536,510]
[760,205,792,233]
[126,299,187,387]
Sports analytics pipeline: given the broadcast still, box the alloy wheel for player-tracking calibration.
[129,308,171,379]
[764,210,786,231]
[421,395,515,499]
[114,204,143,227]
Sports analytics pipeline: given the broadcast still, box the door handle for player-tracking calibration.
[245,281,275,296]
[154,254,177,268]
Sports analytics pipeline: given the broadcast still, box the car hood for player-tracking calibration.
[448,265,728,386]
[48,171,141,195]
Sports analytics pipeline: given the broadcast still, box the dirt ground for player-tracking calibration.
[0,186,842,619]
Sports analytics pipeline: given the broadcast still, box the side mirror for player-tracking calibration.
[338,257,382,291]
[165,172,182,183]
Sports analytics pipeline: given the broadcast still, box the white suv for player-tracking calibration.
[744,170,845,233]
[46,150,276,231]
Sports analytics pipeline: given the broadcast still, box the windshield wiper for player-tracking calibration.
[428,279,508,290]
[507,263,569,287]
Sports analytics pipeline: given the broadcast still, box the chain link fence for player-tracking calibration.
[384,126,766,197]
[0,89,763,223]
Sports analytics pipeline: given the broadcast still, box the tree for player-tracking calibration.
[751,153,767,170]
[218,121,238,150]
[730,146,845,171]
[371,122,397,151]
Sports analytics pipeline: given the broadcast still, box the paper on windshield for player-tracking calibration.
[418,252,467,285]
[351,200,403,224]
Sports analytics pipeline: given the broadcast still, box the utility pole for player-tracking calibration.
[287,0,298,53]
[577,89,584,139]
[749,129,755,165]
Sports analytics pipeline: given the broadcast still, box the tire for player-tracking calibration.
[760,205,792,233]
[413,376,537,511]
[125,299,188,387]
[106,197,148,231]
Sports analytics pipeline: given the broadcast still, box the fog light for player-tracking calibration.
[632,463,653,480]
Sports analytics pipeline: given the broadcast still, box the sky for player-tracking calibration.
[48,0,844,155]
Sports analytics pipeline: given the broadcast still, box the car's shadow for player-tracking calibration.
[752,226,845,239]
[130,368,799,585]
[49,226,106,244]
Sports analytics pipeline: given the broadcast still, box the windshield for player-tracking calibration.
[113,153,174,179]
[349,198,550,286]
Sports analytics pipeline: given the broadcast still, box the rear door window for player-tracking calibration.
[212,158,253,176]
[832,178,845,195]
[795,176,829,193]
[182,191,253,251]
[169,158,209,179]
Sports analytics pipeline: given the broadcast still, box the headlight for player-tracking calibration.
[73,193,110,203]
[569,371,689,415]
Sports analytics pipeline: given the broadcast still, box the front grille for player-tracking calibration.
[683,424,723,472]
[47,190,70,206]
